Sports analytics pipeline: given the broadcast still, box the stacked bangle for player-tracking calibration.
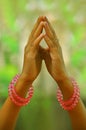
[8,74,80,110]
[8,74,33,107]
[57,78,80,111]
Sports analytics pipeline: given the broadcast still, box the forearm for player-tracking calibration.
[0,97,20,130]
[57,76,86,130]
[0,74,31,130]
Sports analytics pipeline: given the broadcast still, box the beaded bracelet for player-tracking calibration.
[57,78,80,111]
[8,74,33,107]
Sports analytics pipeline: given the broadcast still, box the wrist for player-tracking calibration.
[56,74,74,101]
[19,73,33,85]
[14,74,33,98]
[56,73,70,84]
[8,74,33,106]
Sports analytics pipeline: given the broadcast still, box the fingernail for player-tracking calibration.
[42,16,45,19]
[43,16,46,20]
[42,16,44,19]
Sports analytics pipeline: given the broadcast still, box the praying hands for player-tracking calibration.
[21,16,68,84]
[0,16,86,130]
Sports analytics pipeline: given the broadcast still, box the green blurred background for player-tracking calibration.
[0,0,86,130]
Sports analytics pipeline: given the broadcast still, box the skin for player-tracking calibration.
[0,16,86,130]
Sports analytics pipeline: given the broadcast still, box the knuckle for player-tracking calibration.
[40,21,44,25]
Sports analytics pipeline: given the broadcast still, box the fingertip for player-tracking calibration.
[38,16,45,21]
[43,16,48,21]
[42,16,46,20]
[42,16,46,21]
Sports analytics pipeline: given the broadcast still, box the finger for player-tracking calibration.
[26,16,44,47]
[33,21,44,39]
[33,33,44,51]
[44,34,54,49]
[44,16,55,35]
[43,22,53,38]
[30,16,44,37]
[44,21,59,47]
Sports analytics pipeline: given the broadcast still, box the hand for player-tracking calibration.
[41,17,68,82]
[21,16,44,83]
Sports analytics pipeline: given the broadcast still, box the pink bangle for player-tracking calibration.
[8,74,34,107]
[57,78,80,111]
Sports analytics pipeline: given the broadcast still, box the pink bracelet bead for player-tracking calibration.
[60,89,80,110]
[57,86,78,106]
[57,78,80,111]
[9,83,33,102]
[9,90,30,106]
[8,74,34,106]
[63,92,80,110]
